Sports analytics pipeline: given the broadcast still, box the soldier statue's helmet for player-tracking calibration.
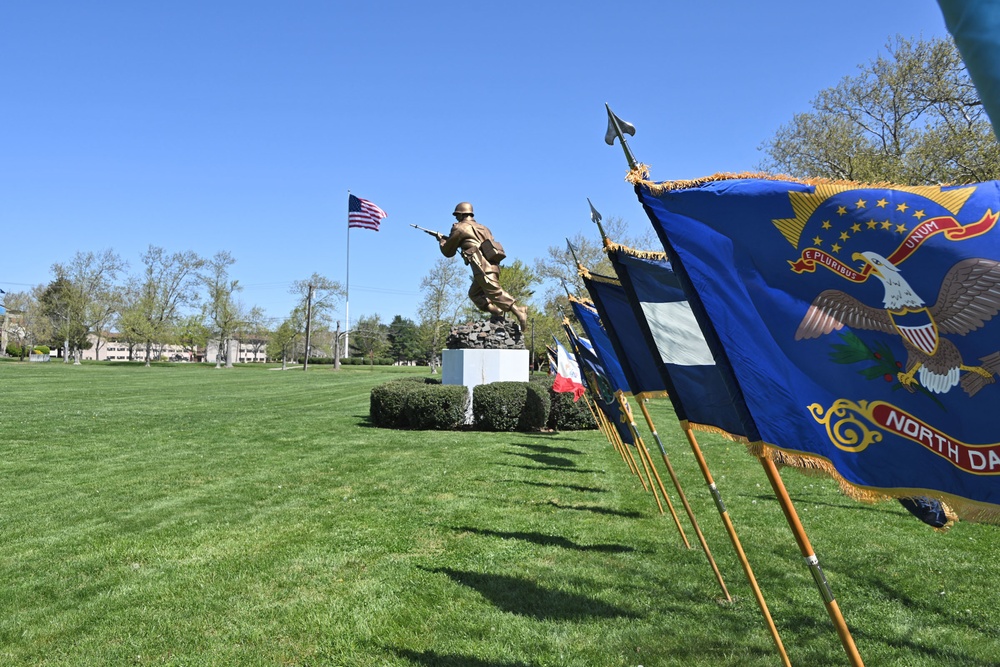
[453,202,474,217]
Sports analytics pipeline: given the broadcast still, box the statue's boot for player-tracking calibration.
[513,305,528,330]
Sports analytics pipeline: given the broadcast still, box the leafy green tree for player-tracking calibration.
[49,249,126,363]
[759,36,1000,184]
[350,313,389,363]
[175,314,211,360]
[38,276,89,359]
[270,316,301,370]
[2,290,47,361]
[387,315,421,364]
[239,305,270,362]
[121,246,205,367]
[498,258,537,306]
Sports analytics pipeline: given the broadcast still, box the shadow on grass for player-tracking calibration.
[497,463,605,475]
[518,480,608,493]
[422,567,639,620]
[546,500,644,519]
[510,442,584,456]
[451,525,636,553]
[388,648,532,667]
[510,452,577,468]
[742,493,888,515]
[393,648,534,667]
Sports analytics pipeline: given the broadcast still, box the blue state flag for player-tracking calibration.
[601,245,750,439]
[563,320,634,446]
[569,298,630,395]
[638,173,1000,522]
[579,268,668,399]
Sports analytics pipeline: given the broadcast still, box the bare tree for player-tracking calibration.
[417,256,464,372]
[201,251,242,369]
[289,274,344,361]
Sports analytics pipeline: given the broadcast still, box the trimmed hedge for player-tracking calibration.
[527,373,595,431]
[301,356,395,366]
[472,381,551,432]
[547,386,597,431]
[369,377,466,430]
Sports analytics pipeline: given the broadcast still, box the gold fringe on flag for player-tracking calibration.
[625,163,651,184]
[633,170,961,195]
[748,442,969,530]
[605,241,667,262]
[678,419,965,528]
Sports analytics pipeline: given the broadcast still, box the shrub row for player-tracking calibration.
[472,381,550,432]
[370,377,467,430]
[299,357,396,366]
[369,374,596,432]
[530,374,595,430]
[547,387,597,430]
[5,344,51,358]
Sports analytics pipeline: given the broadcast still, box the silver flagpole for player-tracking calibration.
[345,190,351,360]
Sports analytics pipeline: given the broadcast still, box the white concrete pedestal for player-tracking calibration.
[442,348,529,424]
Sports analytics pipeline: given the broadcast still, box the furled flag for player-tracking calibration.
[636,173,1000,522]
[546,345,558,375]
[348,194,388,231]
[566,305,634,446]
[602,245,750,438]
[569,298,631,396]
[552,338,586,400]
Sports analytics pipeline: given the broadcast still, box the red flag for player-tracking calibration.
[552,339,586,401]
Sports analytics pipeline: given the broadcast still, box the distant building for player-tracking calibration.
[205,338,268,364]
[82,333,194,362]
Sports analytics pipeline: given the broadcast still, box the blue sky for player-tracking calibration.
[0,1,953,326]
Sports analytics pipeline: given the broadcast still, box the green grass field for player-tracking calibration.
[1,361,998,666]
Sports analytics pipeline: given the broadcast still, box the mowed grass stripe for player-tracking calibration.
[1,362,999,666]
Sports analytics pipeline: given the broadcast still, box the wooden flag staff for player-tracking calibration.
[673,418,792,667]
[587,394,642,479]
[627,398,731,599]
[759,456,864,666]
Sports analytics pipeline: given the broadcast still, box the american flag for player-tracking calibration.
[348,194,387,231]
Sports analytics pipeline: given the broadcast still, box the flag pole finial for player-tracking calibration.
[587,198,609,246]
[604,103,638,171]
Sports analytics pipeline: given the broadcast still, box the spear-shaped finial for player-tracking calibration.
[604,103,638,170]
[586,197,608,245]
[566,238,582,269]
[560,279,573,300]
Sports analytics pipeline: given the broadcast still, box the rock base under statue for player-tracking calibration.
[442,348,529,424]
[446,320,524,350]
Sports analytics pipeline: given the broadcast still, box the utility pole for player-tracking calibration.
[303,283,314,372]
[334,320,341,371]
[530,317,535,372]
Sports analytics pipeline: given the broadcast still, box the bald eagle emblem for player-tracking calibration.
[796,252,1000,396]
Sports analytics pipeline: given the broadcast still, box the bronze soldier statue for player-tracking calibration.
[438,202,528,329]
